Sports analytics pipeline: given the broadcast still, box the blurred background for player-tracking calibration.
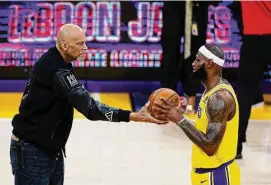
[0,1,270,119]
[0,1,271,184]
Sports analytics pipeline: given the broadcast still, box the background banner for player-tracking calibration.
[0,1,270,82]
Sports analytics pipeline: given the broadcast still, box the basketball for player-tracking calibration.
[148,88,181,119]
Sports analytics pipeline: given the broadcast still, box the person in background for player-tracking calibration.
[235,1,271,159]
[160,1,212,114]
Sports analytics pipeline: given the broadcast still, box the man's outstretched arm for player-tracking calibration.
[53,69,166,124]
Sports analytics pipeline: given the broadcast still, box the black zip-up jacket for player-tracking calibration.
[12,47,131,157]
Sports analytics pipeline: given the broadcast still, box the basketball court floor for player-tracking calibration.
[0,93,271,184]
[0,118,271,185]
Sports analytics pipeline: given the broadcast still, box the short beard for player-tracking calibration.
[190,64,207,83]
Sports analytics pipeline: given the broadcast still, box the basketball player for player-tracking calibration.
[153,44,240,185]
[9,23,165,185]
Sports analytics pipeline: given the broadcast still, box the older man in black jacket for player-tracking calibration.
[10,23,164,185]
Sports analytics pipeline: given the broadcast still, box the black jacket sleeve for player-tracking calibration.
[52,69,131,122]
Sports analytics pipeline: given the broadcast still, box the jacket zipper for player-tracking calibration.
[50,119,62,139]
[50,131,55,139]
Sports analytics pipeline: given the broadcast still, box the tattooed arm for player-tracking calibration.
[154,89,235,156]
[178,90,235,156]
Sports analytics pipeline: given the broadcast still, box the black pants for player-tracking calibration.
[160,2,185,92]
[160,2,209,96]
[237,35,271,154]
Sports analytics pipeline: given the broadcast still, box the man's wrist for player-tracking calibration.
[176,116,186,126]
[129,112,135,121]
[129,112,142,122]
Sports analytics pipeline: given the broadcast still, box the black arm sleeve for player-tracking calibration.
[53,69,131,122]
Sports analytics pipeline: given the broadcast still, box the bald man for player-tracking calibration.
[9,24,164,185]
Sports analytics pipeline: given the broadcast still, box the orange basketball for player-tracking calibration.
[148,88,180,119]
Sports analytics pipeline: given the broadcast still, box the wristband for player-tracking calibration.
[177,117,186,126]
[186,105,194,111]
[118,109,131,122]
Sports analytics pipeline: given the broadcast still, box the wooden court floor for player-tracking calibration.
[0,119,270,185]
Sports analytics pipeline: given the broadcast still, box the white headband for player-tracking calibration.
[198,46,225,67]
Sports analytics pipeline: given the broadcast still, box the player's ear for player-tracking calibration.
[205,59,213,69]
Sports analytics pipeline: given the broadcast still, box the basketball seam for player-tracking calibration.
[166,93,178,103]
[149,88,166,113]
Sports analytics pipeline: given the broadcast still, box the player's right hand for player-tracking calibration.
[153,97,184,124]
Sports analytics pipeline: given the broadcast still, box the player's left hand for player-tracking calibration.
[130,102,168,124]
[153,98,184,124]
[180,96,188,113]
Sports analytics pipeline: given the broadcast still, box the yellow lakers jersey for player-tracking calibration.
[191,79,239,169]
